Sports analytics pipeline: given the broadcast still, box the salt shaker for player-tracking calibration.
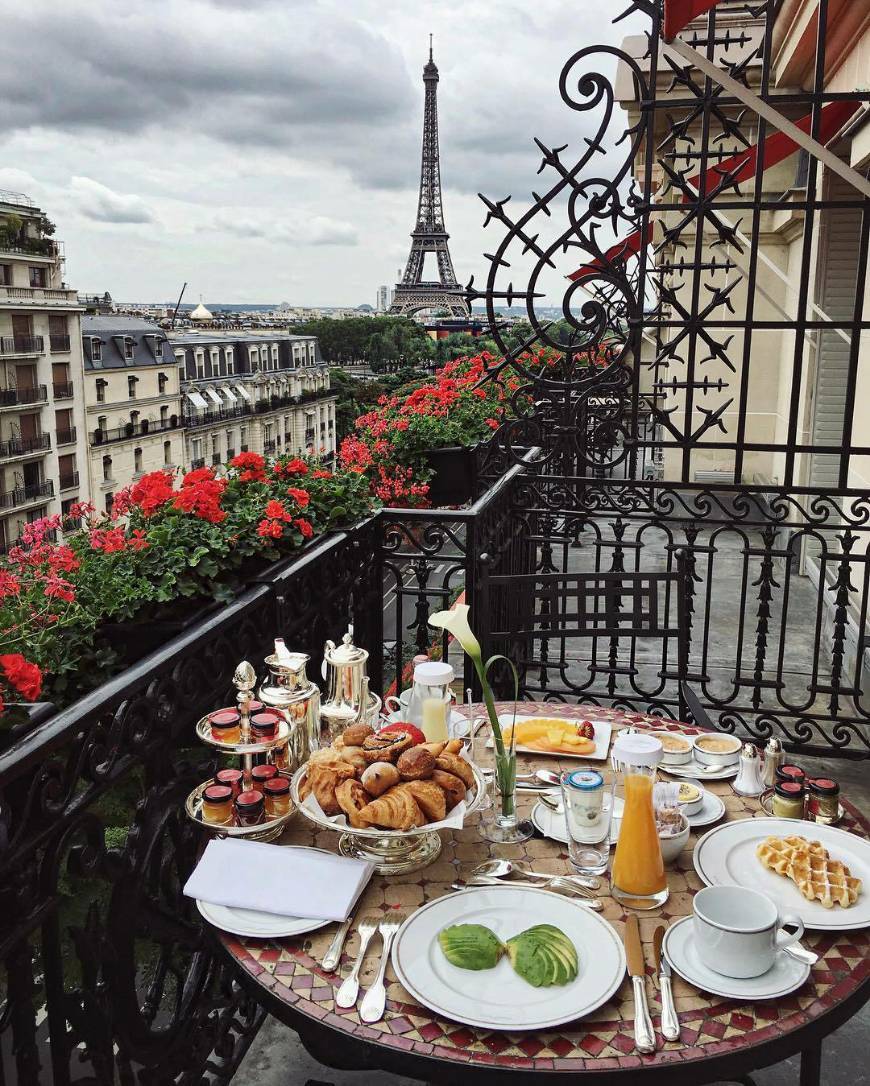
[733,742,767,797]
[762,737,785,789]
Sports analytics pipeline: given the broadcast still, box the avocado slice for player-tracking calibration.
[438,924,504,971]
[504,925,578,986]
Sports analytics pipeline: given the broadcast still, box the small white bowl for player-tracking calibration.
[658,812,690,864]
[676,782,705,816]
[693,733,741,766]
[650,730,696,765]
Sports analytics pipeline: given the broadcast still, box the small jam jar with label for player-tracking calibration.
[250,712,281,741]
[772,780,805,819]
[264,777,291,819]
[251,764,279,792]
[209,709,241,744]
[201,784,234,825]
[775,764,805,787]
[214,768,244,799]
[807,778,840,824]
[235,790,265,827]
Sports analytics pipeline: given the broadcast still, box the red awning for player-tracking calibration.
[663,0,723,41]
[567,99,860,282]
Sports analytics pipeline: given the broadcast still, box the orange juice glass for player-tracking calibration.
[610,734,669,909]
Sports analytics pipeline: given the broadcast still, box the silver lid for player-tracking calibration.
[324,630,369,667]
[741,742,760,759]
[764,737,783,752]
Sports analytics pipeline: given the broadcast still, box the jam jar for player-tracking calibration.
[209,709,241,744]
[775,764,805,787]
[250,711,281,741]
[264,777,291,819]
[251,764,279,792]
[214,768,244,799]
[235,790,265,827]
[807,778,840,824]
[772,780,805,819]
[201,784,234,825]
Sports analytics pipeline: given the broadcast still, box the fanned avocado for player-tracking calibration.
[505,924,578,987]
[438,924,504,971]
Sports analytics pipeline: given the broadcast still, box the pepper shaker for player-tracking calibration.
[762,737,785,789]
[733,743,767,797]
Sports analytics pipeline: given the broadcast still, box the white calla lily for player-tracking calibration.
[427,604,482,662]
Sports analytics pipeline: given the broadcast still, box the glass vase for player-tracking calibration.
[481,750,534,844]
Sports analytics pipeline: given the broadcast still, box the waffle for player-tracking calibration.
[756,835,862,909]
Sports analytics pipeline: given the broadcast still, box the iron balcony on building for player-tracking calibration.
[182,404,251,429]
[59,471,79,491]
[0,480,53,509]
[190,457,205,470]
[0,285,80,307]
[0,433,51,458]
[53,382,74,399]
[56,427,76,446]
[90,418,179,446]
[49,334,71,353]
[0,335,45,357]
[0,383,48,407]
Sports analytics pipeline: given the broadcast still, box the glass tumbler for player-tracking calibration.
[560,769,612,876]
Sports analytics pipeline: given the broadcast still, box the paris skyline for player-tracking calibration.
[0,0,643,306]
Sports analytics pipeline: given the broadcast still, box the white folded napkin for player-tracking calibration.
[183,839,374,922]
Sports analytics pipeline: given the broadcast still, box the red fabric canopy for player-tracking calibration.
[663,0,723,41]
[567,99,860,283]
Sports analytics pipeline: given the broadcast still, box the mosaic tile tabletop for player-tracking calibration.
[218,703,870,1075]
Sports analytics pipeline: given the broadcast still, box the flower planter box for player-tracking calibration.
[98,600,222,666]
[423,445,478,506]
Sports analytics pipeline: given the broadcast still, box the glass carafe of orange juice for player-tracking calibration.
[610,734,669,910]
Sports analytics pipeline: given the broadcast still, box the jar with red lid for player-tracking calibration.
[209,709,241,744]
[775,764,805,786]
[807,778,840,824]
[251,764,279,792]
[264,777,291,819]
[215,768,244,799]
[201,784,234,825]
[235,790,265,826]
[250,712,281,741]
[772,780,805,819]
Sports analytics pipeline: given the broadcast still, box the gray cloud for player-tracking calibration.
[212,209,358,246]
[71,176,155,223]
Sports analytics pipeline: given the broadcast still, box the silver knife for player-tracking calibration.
[322,915,354,972]
[653,925,680,1042]
[624,916,656,1054]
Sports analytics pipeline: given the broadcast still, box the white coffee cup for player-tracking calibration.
[693,885,804,979]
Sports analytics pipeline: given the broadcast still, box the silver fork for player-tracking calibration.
[335,915,379,1009]
[359,913,406,1024]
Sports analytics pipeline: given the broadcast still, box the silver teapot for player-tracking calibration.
[259,639,321,768]
[320,628,379,742]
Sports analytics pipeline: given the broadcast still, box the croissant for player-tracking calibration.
[402,779,447,822]
[421,741,447,757]
[358,785,425,830]
[335,779,370,828]
[308,760,355,816]
[431,769,466,810]
[434,752,474,789]
[444,738,464,755]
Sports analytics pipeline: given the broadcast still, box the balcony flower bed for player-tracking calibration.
[0,453,372,719]
[337,349,553,505]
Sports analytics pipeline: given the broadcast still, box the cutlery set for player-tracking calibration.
[331,913,407,1023]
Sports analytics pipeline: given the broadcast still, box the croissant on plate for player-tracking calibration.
[401,779,447,822]
[434,752,474,789]
[357,785,425,831]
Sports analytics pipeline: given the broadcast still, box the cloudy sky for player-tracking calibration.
[0,0,645,306]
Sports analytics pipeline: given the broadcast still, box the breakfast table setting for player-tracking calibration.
[182,621,870,1085]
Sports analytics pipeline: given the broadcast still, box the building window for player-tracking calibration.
[102,455,112,481]
[164,440,172,465]
[158,371,168,394]
[92,339,102,362]
[124,338,134,360]
[160,404,169,424]
[178,366,185,386]
[29,266,47,288]
[96,379,106,403]
[128,375,137,398]
[210,348,219,377]
[105,492,114,513]
[61,497,77,516]
[134,447,143,474]
[226,349,234,375]
[0,264,11,286]
[155,338,163,358]
[196,351,205,378]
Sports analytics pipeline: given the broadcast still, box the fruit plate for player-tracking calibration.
[391,884,625,1030]
[693,816,870,931]
[488,714,612,761]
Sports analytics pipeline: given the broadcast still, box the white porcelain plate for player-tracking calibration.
[391,885,626,1031]
[662,916,810,1000]
[385,709,470,738]
[693,817,870,931]
[196,900,330,940]
[488,714,612,762]
[687,790,727,828]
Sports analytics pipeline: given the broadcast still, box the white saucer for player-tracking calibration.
[385,710,469,738]
[197,899,331,940]
[662,915,810,1000]
[531,794,624,846]
[687,790,726,828]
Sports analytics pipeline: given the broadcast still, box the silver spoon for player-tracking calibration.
[451,876,604,910]
[472,858,600,892]
[535,769,562,787]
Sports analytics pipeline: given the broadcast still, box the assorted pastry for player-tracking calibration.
[299,724,474,830]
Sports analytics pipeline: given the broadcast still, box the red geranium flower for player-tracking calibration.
[256,518,284,539]
[284,458,309,476]
[0,571,21,598]
[286,487,310,509]
[130,471,175,516]
[264,500,292,522]
[294,518,314,539]
[0,653,43,702]
[230,451,267,483]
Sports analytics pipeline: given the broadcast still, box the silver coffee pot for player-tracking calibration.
[259,639,321,769]
[320,628,377,742]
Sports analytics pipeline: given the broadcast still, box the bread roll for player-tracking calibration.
[362,730,415,763]
[396,746,436,781]
[342,722,374,747]
[360,761,400,797]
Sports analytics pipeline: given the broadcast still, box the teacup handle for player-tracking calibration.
[383,695,402,714]
[775,914,805,952]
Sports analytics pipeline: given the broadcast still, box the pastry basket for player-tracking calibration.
[290,760,488,875]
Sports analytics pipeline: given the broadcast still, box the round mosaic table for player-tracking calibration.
[216,703,870,1085]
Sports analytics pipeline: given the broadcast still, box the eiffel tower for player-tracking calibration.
[390,38,469,318]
